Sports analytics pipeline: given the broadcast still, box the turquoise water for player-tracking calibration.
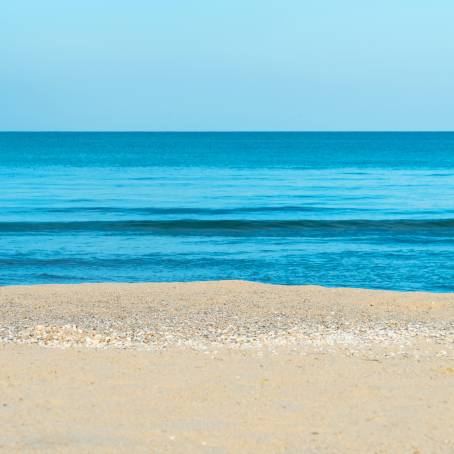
[1,132,453,291]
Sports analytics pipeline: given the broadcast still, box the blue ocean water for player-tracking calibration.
[1,132,453,291]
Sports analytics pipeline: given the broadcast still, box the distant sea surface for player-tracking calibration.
[1,132,453,291]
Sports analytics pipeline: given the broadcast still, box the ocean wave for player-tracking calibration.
[44,205,330,215]
[1,219,454,236]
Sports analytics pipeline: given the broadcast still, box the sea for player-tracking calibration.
[1,132,453,291]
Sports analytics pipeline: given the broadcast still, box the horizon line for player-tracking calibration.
[1,130,454,134]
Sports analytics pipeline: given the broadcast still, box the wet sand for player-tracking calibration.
[1,281,454,452]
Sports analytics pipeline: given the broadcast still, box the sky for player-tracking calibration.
[1,1,454,131]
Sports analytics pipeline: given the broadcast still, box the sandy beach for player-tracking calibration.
[1,281,454,452]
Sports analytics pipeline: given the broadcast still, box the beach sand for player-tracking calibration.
[1,281,454,452]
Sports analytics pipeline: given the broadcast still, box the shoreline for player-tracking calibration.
[2,279,453,293]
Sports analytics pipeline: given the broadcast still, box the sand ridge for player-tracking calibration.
[1,281,453,356]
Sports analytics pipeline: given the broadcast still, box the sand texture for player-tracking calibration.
[1,281,454,452]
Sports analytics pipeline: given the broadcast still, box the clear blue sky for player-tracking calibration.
[1,1,453,131]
